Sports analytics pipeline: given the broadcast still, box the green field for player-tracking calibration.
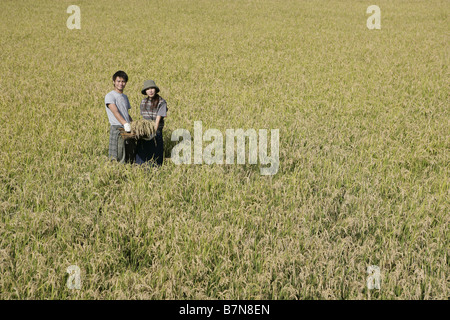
[0,0,448,299]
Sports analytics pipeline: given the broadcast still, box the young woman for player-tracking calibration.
[135,80,167,166]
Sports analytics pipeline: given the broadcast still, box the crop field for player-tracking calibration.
[0,0,448,300]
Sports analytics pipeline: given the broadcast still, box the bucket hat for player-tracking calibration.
[141,80,160,95]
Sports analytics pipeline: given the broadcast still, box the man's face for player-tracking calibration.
[146,88,156,98]
[113,77,127,92]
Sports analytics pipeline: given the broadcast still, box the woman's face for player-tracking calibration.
[146,88,156,98]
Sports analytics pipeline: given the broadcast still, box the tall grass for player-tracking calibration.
[0,0,448,299]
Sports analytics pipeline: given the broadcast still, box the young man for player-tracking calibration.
[105,70,133,162]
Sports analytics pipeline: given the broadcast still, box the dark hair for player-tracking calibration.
[112,70,128,82]
[146,94,160,110]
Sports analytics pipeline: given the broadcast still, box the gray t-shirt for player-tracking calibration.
[105,90,131,126]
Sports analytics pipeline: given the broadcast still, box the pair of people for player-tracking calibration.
[105,70,167,166]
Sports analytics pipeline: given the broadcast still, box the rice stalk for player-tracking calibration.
[131,120,157,139]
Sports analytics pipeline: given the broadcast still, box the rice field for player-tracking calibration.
[0,0,448,299]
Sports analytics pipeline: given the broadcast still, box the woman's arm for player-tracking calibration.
[154,98,167,130]
[155,115,162,130]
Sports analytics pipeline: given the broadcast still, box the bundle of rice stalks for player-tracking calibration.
[131,119,157,139]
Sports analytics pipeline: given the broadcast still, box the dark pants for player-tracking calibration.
[135,130,164,166]
[109,125,137,164]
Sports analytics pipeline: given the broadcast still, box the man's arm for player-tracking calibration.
[107,103,127,125]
